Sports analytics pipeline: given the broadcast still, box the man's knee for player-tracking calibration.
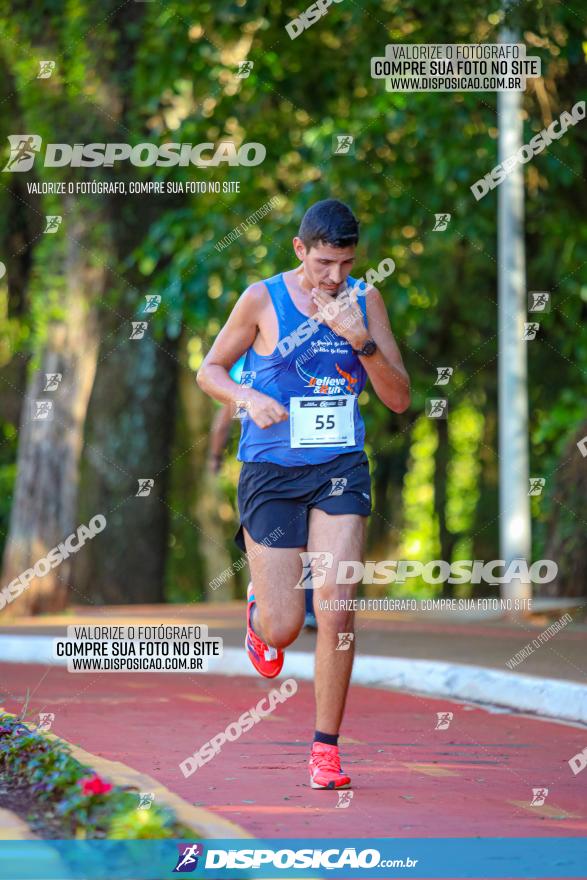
[257,611,303,649]
[314,584,356,635]
[317,609,355,637]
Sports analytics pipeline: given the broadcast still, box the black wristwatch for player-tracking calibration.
[352,338,378,357]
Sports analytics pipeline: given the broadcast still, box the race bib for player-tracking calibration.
[289,395,355,448]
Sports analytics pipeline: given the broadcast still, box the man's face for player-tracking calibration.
[293,238,356,295]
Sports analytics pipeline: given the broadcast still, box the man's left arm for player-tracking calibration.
[312,284,410,413]
[351,287,410,413]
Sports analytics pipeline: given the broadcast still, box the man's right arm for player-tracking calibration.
[196,283,288,429]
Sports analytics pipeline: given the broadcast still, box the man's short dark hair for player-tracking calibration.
[298,199,359,250]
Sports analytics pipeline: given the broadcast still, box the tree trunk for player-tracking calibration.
[0,55,42,433]
[1,198,104,614]
[541,422,587,598]
[73,323,179,606]
[435,418,455,597]
[368,410,411,561]
[177,348,236,601]
[470,410,499,592]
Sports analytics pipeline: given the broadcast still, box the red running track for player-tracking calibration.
[1,661,586,842]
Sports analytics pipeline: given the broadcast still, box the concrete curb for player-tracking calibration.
[1,635,586,726]
[0,808,39,840]
[0,709,251,840]
[56,739,253,839]
[222,649,587,726]
[355,655,587,725]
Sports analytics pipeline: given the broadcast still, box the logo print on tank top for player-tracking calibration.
[295,361,358,396]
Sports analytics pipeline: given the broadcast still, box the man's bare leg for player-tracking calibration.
[242,527,305,649]
[307,509,366,734]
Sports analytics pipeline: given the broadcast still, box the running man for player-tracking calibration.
[207,356,317,628]
[197,199,410,789]
[4,136,38,171]
[207,355,246,475]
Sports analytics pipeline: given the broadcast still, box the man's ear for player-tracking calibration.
[293,236,307,262]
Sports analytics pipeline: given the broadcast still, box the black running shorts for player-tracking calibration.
[235,450,371,551]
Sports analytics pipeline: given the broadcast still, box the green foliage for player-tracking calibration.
[0,422,17,558]
[446,402,484,560]
[0,713,191,839]
[0,0,585,594]
[399,415,439,595]
[107,805,180,839]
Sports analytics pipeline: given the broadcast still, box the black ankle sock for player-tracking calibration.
[314,730,339,747]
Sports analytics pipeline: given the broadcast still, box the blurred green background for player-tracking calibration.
[0,0,585,614]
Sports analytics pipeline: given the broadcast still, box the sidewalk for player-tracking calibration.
[1,599,585,682]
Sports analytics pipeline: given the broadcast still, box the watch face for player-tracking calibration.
[362,340,377,355]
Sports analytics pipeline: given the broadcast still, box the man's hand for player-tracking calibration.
[207,452,222,476]
[241,388,289,429]
[311,285,369,350]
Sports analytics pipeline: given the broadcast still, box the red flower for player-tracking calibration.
[78,773,113,796]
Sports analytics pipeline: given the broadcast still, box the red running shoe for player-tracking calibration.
[309,741,351,789]
[245,583,284,679]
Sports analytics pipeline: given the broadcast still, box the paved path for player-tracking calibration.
[2,601,586,681]
[2,661,586,841]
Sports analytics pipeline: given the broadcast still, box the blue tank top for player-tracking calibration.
[237,272,369,466]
